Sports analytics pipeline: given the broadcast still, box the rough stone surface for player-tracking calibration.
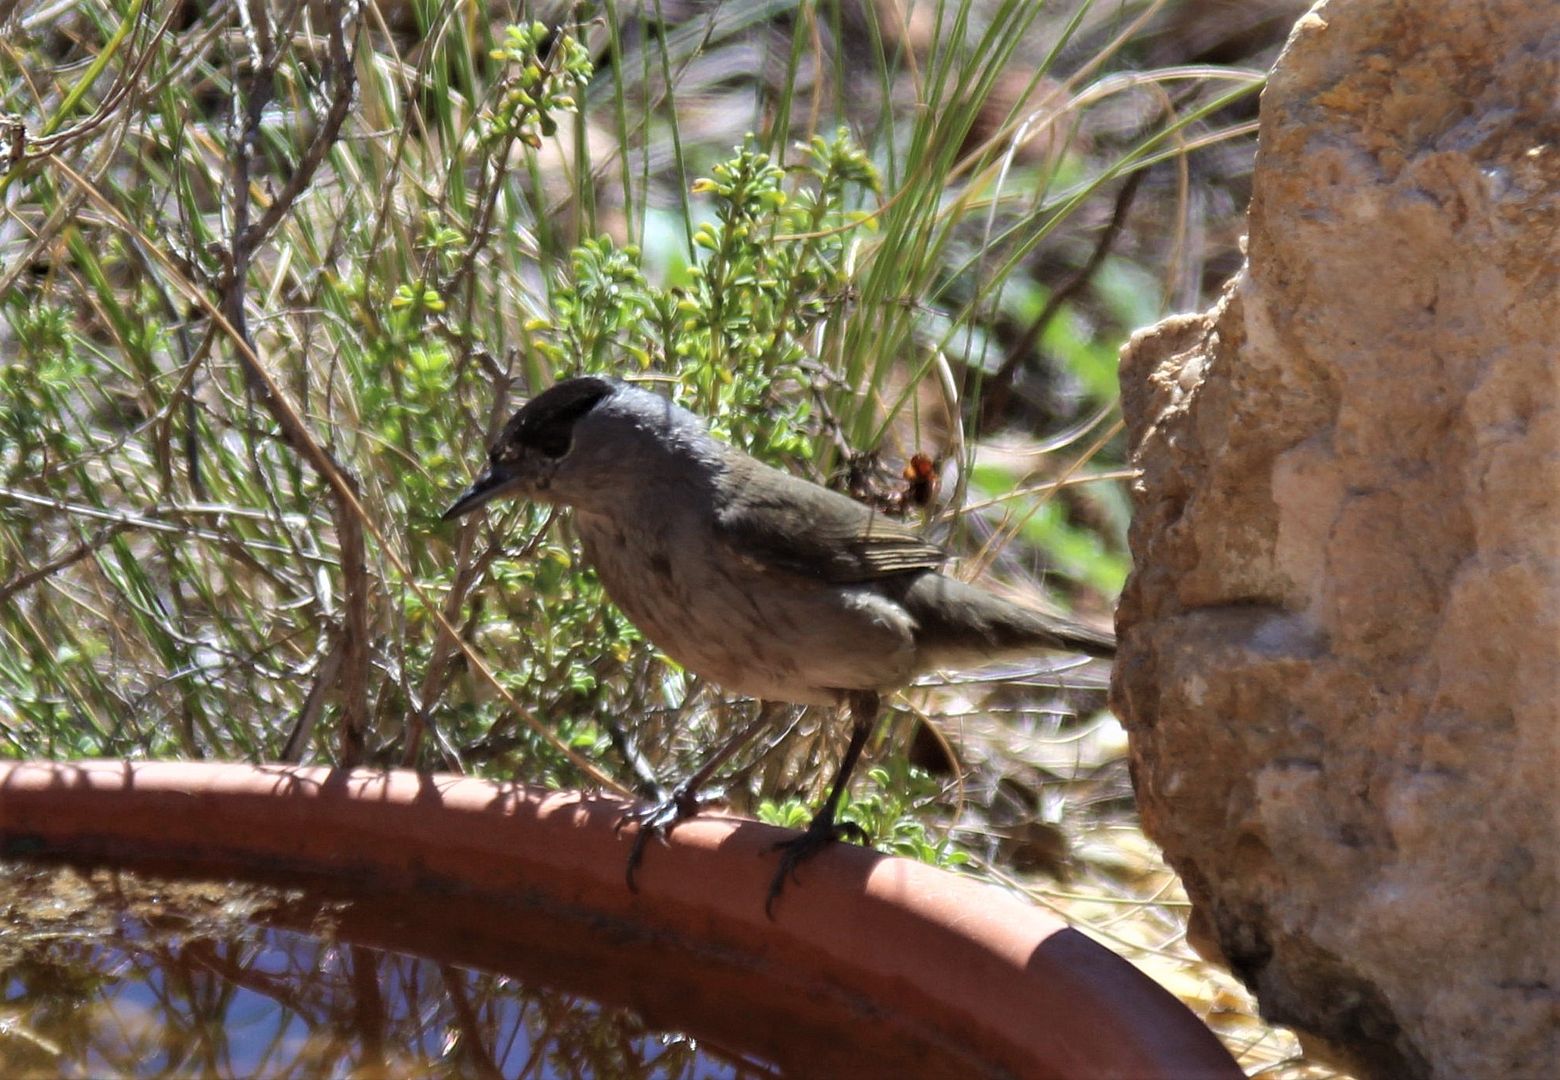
[1110,2,1558,1077]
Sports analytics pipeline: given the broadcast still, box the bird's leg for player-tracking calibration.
[765,690,878,917]
[622,703,780,890]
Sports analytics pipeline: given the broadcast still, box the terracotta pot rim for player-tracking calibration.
[0,759,1238,1079]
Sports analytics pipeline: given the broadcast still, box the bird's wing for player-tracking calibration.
[713,455,947,584]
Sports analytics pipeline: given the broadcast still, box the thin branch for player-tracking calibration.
[979,167,1144,432]
[239,1,362,251]
[0,522,131,605]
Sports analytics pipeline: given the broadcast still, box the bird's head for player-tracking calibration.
[441,376,618,520]
[442,376,716,521]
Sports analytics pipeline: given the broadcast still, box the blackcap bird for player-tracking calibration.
[443,376,1114,911]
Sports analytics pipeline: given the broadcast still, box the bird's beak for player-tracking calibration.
[441,465,524,521]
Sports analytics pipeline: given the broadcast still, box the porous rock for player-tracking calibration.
[1110,2,1558,1076]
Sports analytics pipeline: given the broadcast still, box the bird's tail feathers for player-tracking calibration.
[903,574,1116,665]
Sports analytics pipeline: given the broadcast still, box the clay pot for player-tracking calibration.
[0,760,1239,1078]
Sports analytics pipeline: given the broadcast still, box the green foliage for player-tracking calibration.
[537,130,879,464]
[548,236,654,371]
[759,760,970,870]
[1,303,87,485]
[484,22,594,146]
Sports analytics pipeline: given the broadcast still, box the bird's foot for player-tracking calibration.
[765,808,869,918]
[620,784,721,891]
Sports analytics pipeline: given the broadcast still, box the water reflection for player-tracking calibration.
[1,862,776,1079]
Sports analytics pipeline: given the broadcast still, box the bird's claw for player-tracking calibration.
[620,785,720,891]
[764,811,868,918]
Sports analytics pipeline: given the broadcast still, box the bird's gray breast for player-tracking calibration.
[572,504,918,706]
